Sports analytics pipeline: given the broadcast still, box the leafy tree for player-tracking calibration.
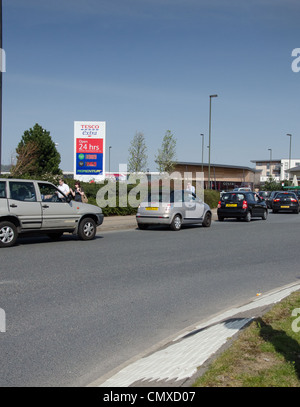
[13,123,61,177]
[155,130,177,173]
[263,177,283,191]
[128,131,148,172]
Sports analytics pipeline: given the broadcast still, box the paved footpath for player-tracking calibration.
[91,213,300,387]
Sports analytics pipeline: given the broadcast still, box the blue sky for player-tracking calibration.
[2,0,300,171]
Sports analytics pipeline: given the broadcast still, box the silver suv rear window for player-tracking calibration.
[0,181,6,198]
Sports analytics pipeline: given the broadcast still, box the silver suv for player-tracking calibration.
[0,178,104,247]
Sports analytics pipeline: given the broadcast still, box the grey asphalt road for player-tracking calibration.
[0,211,300,386]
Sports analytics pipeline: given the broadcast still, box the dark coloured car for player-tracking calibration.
[217,191,268,222]
[258,191,270,201]
[287,189,300,203]
[265,191,281,209]
[272,192,299,214]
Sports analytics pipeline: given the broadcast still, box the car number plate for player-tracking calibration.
[146,207,158,210]
[226,203,237,207]
[280,205,289,208]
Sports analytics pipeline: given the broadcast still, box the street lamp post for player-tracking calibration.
[208,94,218,189]
[200,133,204,172]
[268,148,272,179]
[286,134,292,181]
[0,0,3,175]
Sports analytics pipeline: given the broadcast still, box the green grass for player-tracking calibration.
[193,291,300,387]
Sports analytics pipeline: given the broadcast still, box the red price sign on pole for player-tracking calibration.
[76,138,103,154]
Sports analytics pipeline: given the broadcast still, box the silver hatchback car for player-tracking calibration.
[136,190,212,230]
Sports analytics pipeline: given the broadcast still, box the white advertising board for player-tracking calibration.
[74,121,106,182]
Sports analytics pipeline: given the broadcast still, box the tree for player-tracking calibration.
[263,178,283,191]
[10,140,40,177]
[12,123,61,177]
[155,130,177,173]
[128,131,148,173]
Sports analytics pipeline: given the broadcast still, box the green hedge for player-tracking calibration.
[204,189,220,209]
[73,181,221,215]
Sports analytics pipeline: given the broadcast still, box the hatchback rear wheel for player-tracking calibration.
[170,214,182,231]
[245,211,252,222]
[202,212,212,227]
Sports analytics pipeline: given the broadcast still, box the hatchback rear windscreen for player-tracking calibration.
[276,193,296,199]
[221,193,245,202]
[146,192,175,203]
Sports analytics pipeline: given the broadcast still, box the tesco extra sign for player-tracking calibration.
[81,124,100,129]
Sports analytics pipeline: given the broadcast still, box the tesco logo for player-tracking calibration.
[81,125,100,129]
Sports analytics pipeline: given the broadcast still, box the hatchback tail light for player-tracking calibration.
[242,200,248,209]
[291,198,297,202]
[218,200,221,208]
[274,199,280,202]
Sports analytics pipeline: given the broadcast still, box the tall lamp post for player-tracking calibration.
[268,148,272,179]
[0,0,2,175]
[108,146,112,174]
[200,133,204,172]
[208,94,218,189]
[286,134,292,181]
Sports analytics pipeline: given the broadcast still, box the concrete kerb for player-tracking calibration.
[88,281,300,387]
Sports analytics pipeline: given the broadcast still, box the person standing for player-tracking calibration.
[57,178,70,200]
[186,182,195,194]
[69,181,84,202]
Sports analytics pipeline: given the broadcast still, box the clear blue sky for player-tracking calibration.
[2,0,300,171]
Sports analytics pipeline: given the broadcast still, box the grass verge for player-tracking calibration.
[193,291,300,387]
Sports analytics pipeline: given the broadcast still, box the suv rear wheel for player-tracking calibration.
[78,217,96,240]
[0,221,18,247]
